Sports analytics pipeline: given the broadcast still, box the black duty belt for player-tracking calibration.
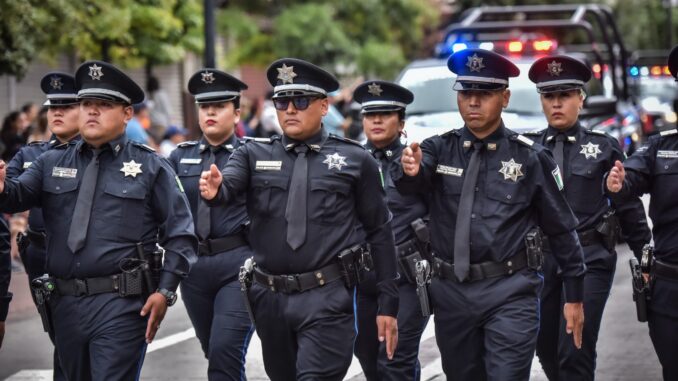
[396,238,420,258]
[432,250,528,283]
[542,228,602,249]
[653,260,678,280]
[26,228,47,250]
[253,263,344,294]
[55,271,143,297]
[198,233,248,256]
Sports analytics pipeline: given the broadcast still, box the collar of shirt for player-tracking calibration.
[365,137,403,161]
[199,133,239,154]
[282,125,328,152]
[546,120,581,143]
[75,133,127,157]
[460,121,507,152]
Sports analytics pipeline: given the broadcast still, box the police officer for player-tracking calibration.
[168,69,254,380]
[0,61,198,380]
[394,49,587,380]
[525,55,652,381]
[607,45,678,380]
[199,58,399,381]
[0,215,11,349]
[352,80,429,380]
[6,72,82,381]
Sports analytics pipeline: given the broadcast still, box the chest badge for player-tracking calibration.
[323,153,348,171]
[580,142,602,159]
[120,160,143,178]
[499,158,524,182]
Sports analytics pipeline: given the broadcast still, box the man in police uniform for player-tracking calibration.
[352,80,430,380]
[199,58,399,380]
[6,71,82,380]
[525,55,652,381]
[0,61,197,380]
[394,48,587,380]
[0,215,10,349]
[607,44,678,380]
[168,69,254,380]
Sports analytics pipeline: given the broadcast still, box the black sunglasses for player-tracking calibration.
[273,96,320,111]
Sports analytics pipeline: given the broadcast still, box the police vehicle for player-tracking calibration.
[629,50,678,135]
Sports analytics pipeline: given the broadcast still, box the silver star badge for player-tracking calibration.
[201,71,215,84]
[323,153,348,171]
[277,64,297,84]
[499,158,524,182]
[580,142,602,159]
[466,53,485,73]
[368,83,383,96]
[547,60,563,77]
[50,75,63,90]
[88,64,104,80]
[120,160,143,178]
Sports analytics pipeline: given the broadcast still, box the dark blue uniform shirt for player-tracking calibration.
[208,128,399,316]
[366,138,428,245]
[0,134,198,291]
[168,135,249,237]
[526,123,651,261]
[392,124,586,302]
[0,216,11,321]
[613,129,678,263]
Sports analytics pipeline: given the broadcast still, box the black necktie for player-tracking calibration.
[67,148,104,253]
[285,145,309,250]
[453,142,484,281]
[373,150,385,188]
[197,147,216,240]
[554,134,566,185]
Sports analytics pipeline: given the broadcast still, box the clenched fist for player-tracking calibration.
[401,142,422,177]
[199,164,222,201]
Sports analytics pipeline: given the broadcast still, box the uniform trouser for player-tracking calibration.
[355,281,429,381]
[647,276,678,380]
[536,251,616,381]
[180,246,254,381]
[19,242,66,381]
[431,268,543,381]
[50,293,147,381]
[249,279,356,381]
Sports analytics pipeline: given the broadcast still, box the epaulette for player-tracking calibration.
[660,129,678,137]
[585,129,608,136]
[439,128,462,137]
[177,141,198,148]
[131,141,156,152]
[328,134,364,148]
[512,134,535,147]
[243,136,275,144]
[54,141,71,149]
[27,140,45,146]
[522,129,545,137]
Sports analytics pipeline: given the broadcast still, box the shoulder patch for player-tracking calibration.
[514,134,535,147]
[55,141,72,149]
[660,129,678,137]
[585,129,607,136]
[131,141,156,152]
[243,136,274,144]
[177,141,198,148]
[439,128,462,137]
[328,134,364,148]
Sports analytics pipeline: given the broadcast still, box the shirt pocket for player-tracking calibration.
[177,164,203,205]
[41,177,79,216]
[309,178,352,225]
[102,181,148,240]
[568,163,603,214]
[482,179,529,218]
[249,175,289,217]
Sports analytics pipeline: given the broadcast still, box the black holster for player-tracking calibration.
[30,274,56,335]
[525,228,544,271]
[398,219,432,284]
[596,209,620,251]
[338,244,371,288]
[629,257,650,322]
[135,243,162,298]
[239,257,256,326]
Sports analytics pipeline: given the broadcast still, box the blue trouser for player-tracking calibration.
[249,279,356,381]
[431,268,543,381]
[536,250,616,381]
[19,241,66,381]
[355,278,429,381]
[50,293,147,381]
[648,276,678,380]
[180,245,254,381]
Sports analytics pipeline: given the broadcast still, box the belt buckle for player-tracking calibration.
[74,279,88,296]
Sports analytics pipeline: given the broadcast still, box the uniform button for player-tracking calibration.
[506,194,512,200]
[184,169,188,174]
[475,187,479,192]
[587,170,592,174]
[665,165,669,170]
[122,189,127,194]
[55,186,60,191]
[75,262,80,267]
[471,213,476,219]
[264,180,269,185]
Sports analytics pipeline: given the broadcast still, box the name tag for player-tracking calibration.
[256,161,282,171]
[657,150,678,159]
[180,158,202,165]
[52,167,77,178]
[436,164,463,177]
[23,162,32,169]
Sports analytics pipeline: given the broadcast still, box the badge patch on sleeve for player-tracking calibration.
[552,166,564,190]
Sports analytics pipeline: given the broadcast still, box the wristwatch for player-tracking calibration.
[157,288,178,306]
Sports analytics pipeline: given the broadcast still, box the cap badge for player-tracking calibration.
[277,64,297,84]
[88,64,104,81]
[368,83,383,96]
[201,71,215,84]
[466,53,485,73]
[50,76,63,90]
[547,60,563,77]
